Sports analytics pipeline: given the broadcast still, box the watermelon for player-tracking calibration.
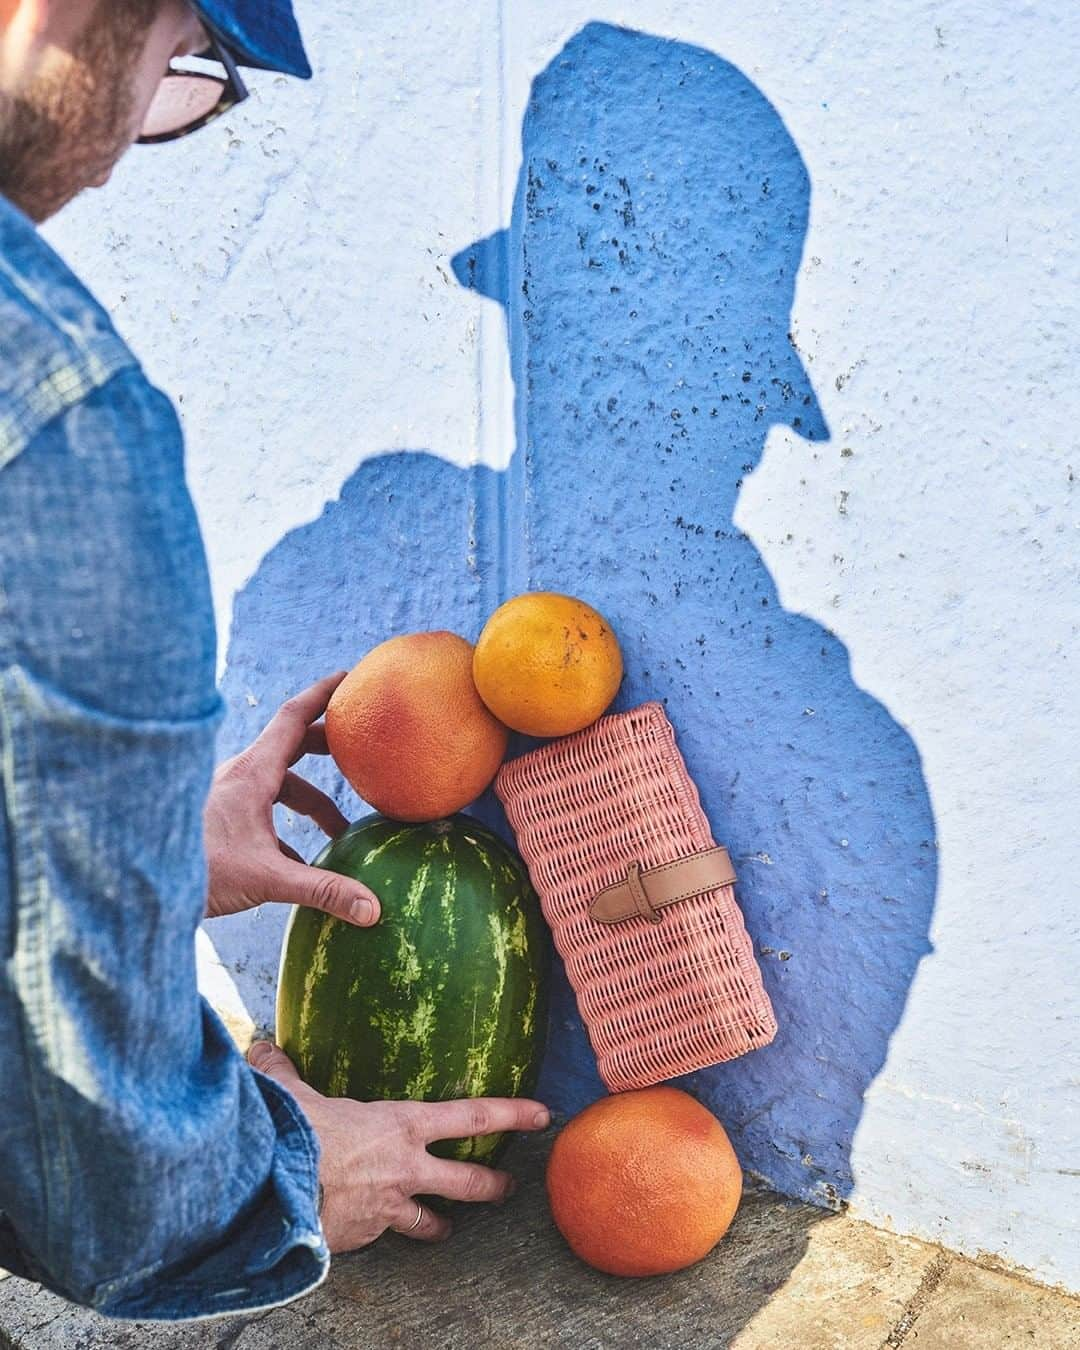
[276,813,549,1163]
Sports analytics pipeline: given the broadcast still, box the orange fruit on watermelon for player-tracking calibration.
[546,1086,743,1277]
[326,632,509,822]
[472,592,623,737]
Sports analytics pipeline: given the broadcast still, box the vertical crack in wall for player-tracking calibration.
[469,0,530,616]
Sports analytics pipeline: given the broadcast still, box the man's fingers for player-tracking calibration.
[415,1098,551,1144]
[247,1040,304,1089]
[292,722,331,764]
[278,771,350,838]
[264,856,380,927]
[388,1199,452,1244]
[417,1159,516,1206]
[253,672,348,773]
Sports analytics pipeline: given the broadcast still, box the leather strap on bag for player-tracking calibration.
[588,846,738,925]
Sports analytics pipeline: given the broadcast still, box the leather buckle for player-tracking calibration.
[589,846,738,925]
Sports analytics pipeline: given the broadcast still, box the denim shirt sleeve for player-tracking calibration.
[0,367,329,1320]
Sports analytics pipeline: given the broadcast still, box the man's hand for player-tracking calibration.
[204,673,380,927]
[247,1042,551,1251]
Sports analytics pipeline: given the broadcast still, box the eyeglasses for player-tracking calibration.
[138,28,249,144]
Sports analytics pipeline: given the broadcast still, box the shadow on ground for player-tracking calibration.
[4,1131,1077,1347]
[0,1132,831,1349]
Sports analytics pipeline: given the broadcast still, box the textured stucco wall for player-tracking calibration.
[45,0,1080,1292]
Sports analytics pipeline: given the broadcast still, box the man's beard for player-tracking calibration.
[0,6,151,222]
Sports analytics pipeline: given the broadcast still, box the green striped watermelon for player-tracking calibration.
[276,813,549,1163]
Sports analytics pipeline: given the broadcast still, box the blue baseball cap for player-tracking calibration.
[190,1,313,79]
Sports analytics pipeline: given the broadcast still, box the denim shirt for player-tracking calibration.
[0,194,328,1320]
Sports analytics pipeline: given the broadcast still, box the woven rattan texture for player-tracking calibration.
[496,702,777,1091]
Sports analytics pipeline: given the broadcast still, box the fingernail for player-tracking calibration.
[247,1041,274,1070]
[348,896,379,926]
[533,1107,551,1129]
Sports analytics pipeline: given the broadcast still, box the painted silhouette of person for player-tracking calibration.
[217,22,936,1211]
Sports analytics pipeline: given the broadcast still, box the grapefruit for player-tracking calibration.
[546,1086,743,1277]
[326,632,508,822]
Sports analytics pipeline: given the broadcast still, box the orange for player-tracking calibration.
[473,592,623,737]
[546,1087,742,1277]
[326,632,508,822]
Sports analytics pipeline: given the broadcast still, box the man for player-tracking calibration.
[0,0,549,1322]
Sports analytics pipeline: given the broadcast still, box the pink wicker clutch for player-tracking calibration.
[495,702,776,1091]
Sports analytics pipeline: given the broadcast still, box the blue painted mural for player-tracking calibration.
[218,23,936,1211]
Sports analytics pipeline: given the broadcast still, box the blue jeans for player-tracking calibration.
[0,193,327,1318]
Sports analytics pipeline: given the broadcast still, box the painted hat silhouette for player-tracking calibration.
[454,22,827,442]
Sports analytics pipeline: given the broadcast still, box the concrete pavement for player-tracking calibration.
[1,1129,1077,1349]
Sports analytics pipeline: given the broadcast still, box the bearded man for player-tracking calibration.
[0,0,547,1321]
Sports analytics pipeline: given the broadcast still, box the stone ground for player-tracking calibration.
[2,1130,1078,1350]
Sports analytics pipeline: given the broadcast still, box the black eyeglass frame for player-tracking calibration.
[137,27,250,145]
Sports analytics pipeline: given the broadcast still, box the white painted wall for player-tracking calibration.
[45,0,1080,1292]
